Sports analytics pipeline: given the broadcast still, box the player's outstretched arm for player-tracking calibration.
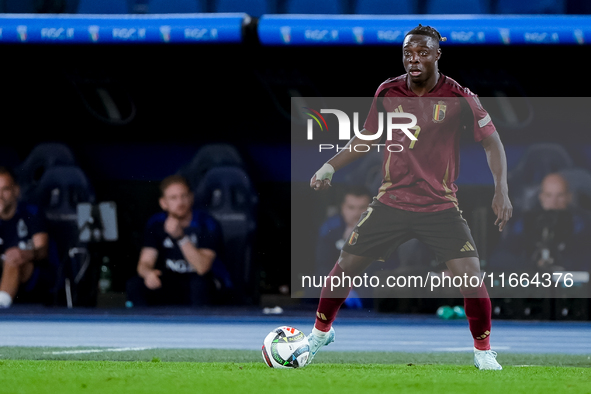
[481,131,512,231]
[310,129,375,191]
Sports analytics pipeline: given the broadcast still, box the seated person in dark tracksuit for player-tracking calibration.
[489,173,591,273]
[126,175,223,307]
[0,166,53,308]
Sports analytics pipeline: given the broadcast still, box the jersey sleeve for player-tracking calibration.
[464,93,496,142]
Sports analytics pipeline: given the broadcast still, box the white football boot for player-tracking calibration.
[474,348,503,370]
[305,327,335,366]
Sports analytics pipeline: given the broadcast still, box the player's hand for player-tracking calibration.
[144,269,162,290]
[492,191,512,232]
[310,173,332,191]
[164,217,184,239]
[310,163,335,191]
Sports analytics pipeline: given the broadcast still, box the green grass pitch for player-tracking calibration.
[0,347,589,394]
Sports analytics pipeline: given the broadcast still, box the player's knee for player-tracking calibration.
[338,251,373,276]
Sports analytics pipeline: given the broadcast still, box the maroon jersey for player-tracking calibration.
[364,73,496,212]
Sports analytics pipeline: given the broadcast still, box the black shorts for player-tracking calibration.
[342,199,479,263]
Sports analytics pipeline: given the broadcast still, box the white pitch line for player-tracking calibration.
[44,347,152,355]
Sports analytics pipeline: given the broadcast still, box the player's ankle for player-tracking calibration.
[474,337,491,351]
[312,327,330,337]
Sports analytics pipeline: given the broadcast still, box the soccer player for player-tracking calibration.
[306,25,512,370]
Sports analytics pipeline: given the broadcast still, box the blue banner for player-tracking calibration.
[0,13,247,44]
[2,14,590,46]
[257,15,591,45]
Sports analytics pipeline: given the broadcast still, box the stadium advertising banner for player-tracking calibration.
[259,15,591,45]
[291,97,591,299]
[0,13,247,44]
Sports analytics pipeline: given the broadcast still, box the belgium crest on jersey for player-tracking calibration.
[433,101,447,123]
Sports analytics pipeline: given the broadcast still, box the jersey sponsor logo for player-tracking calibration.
[17,219,28,238]
[165,259,195,273]
[433,101,447,123]
[478,113,491,128]
[163,237,175,248]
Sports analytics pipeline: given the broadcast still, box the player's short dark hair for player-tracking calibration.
[341,185,373,204]
[0,166,18,185]
[405,24,447,44]
[160,174,191,197]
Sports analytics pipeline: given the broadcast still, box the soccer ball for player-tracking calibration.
[261,326,310,368]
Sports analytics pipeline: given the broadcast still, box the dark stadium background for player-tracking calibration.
[2,40,590,307]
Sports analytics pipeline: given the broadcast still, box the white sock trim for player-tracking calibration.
[312,327,329,337]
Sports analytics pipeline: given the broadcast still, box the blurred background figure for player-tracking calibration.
[315,185,373,275]
[313,185,372,308]
[126,175,224,307]
[0,167,52,308]
[489,172,591,272]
